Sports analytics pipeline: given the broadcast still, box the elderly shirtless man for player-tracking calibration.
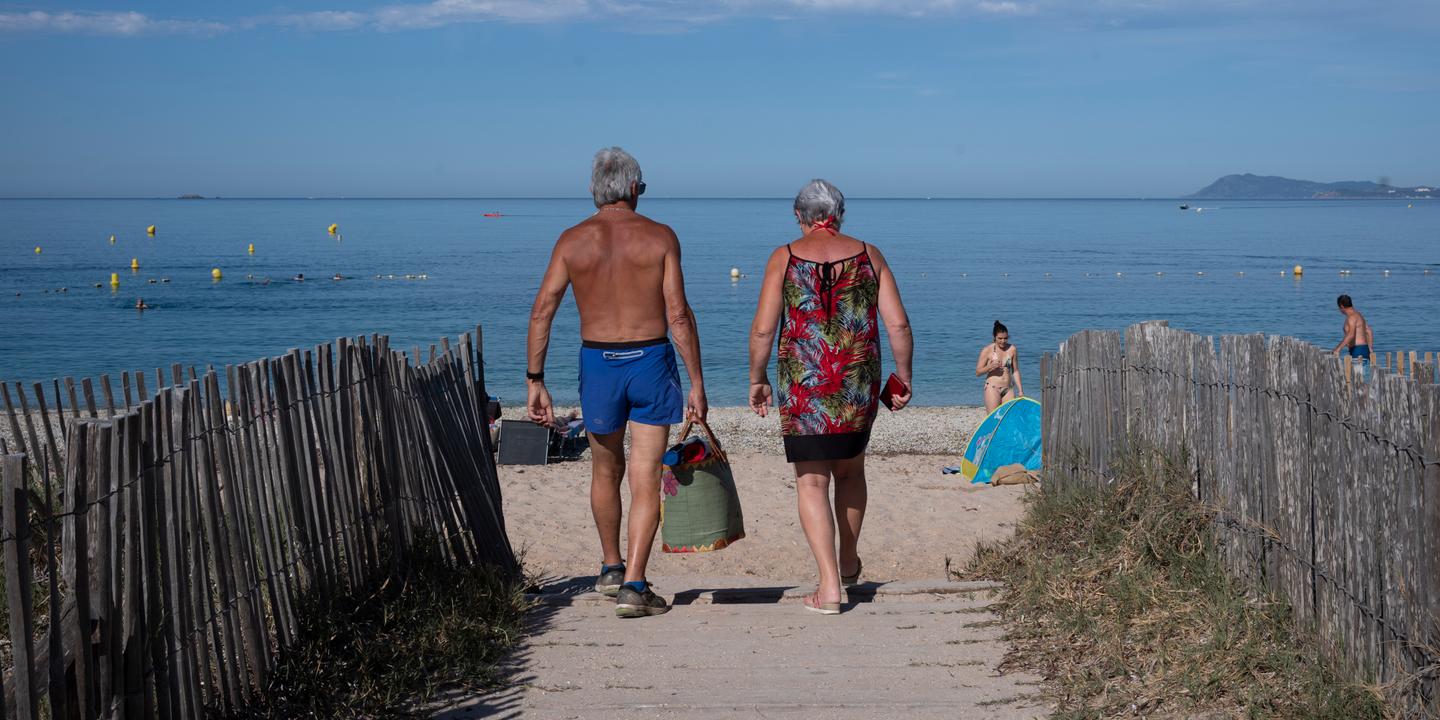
[526,147,707,618]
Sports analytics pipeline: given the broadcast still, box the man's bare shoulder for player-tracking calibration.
[635,214,679,242]
[558,216,601,242]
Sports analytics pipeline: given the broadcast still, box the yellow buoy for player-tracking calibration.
[328,223,339,235]
[110,273,120,286]
[146,225,156,236]
[248,243,255,255]
[729,267,740,279]
[109,235,116,245]
[130,258,140,271]
[211,267,223,280]
[1292,264,1303,277]
[34,246,42,254]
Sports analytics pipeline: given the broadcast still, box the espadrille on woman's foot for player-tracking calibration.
[803,592,841,615]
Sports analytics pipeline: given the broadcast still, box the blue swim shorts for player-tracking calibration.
[1348,344,1371,361]
[579,338,683,435]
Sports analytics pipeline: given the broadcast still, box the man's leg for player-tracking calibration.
[587,429,627,568]
[622,421,670,584]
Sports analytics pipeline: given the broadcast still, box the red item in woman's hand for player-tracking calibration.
[879,373,909,411]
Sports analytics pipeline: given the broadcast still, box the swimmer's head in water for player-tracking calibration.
[993,320,1010,347]
[1337,294,1353,309]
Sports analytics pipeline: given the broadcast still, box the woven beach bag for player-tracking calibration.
[660,419,746,553]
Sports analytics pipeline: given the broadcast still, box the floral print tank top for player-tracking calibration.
[777,244,882,457]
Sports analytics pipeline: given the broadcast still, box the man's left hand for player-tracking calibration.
[527,381,555,426]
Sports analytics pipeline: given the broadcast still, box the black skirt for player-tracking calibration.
[783,430,872,463]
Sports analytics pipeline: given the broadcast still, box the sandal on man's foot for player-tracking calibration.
[594,564,626,597]
[803,592,841,615]
[615,582,671,618]
[841,558,863,586]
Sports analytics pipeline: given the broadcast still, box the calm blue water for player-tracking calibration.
[2,199,1436,406]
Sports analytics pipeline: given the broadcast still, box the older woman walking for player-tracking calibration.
[747,179,914,614]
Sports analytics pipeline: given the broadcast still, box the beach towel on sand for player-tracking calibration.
[660,420,745,553]
[991,463,1039,485]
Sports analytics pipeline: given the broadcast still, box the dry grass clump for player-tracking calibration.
[235,547,529,719]
[958,452,1388,719]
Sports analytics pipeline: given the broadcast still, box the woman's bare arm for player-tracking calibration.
[1011,347,1024,396]
[975,346,995,377]
[747,247,789,416]
[868,245,913,406]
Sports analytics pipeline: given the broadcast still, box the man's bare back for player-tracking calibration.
[1332,295,1375,356]
[1345,311,1374,348]
[557,208,676,342]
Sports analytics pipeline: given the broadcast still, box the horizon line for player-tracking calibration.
[0,195,1242,201]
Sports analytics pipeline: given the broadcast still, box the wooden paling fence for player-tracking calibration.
[1371,350,1439,380]
[0,326,516,718]
[1039,321,1438,715]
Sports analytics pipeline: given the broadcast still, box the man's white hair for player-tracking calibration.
[591,147,643,207]
[793,179,845,228]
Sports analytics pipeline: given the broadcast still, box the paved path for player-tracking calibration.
[438,576,1047,719]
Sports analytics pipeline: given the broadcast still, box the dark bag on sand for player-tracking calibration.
[660,420,745,553]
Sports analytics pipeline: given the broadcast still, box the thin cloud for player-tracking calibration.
[0,10,226,35]
[3,0,1434,35]
[262,11,370,32]
[371,0,590,30]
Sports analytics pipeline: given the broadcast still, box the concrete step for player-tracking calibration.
[528,575,1003,607]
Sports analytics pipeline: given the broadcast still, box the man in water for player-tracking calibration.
[1330,294,1374,366]
[526,147,707,618]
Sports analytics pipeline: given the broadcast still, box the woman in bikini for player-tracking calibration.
[748,179,914,615]
[976,320,1023,412]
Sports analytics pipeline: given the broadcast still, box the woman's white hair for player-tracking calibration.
[591,147,643,207]
[793,179,845,228]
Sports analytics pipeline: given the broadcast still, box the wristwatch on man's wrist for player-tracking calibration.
[526,370,544,382]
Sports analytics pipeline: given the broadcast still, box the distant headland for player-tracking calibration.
[177,194,207,199]
[1188,174,1436,200]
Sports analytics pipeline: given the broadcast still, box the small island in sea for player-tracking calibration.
[177,193,206,199]
[1189,173,1436,200]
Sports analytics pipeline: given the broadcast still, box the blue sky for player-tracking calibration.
[2,1,1437,197]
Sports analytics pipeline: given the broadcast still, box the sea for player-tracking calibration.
[1,198,1436,407]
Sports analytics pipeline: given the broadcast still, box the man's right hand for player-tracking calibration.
[527,381,555,426]
[687,384,709,422]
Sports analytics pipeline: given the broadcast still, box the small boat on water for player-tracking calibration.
[483,211,503,218]
[1179,204,1190,210]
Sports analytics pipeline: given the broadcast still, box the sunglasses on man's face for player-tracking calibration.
[635,181,646,196]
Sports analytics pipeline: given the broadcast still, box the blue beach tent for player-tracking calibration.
[960,397,1042,484]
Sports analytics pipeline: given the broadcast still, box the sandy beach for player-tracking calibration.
[499,405,1033,584]
[3,401,1032,583]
